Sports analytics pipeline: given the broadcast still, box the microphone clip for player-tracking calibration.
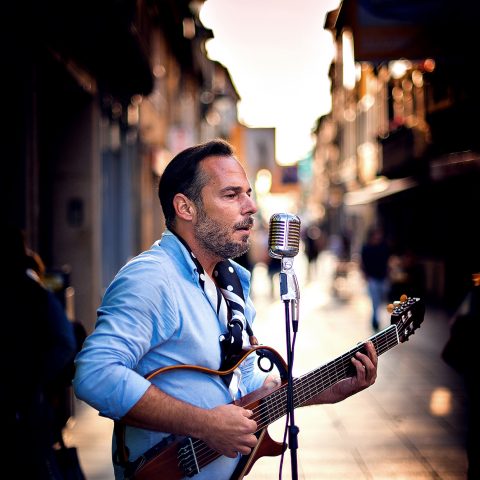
[279,257,299,301]
[279,257,300,330]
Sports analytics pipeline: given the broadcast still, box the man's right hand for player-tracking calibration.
[122,385,258,458]
[202,404,258,458]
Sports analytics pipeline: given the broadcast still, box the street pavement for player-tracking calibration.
[65,251,469,479]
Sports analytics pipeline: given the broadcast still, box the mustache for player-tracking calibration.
[234,217,254,230]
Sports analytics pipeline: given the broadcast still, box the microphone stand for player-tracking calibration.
[279,256,300,480]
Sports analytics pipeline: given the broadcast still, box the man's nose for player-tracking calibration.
[242,194,257,215]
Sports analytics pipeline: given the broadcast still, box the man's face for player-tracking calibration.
[193,155,257,260]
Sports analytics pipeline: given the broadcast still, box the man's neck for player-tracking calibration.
[172,227,221,277]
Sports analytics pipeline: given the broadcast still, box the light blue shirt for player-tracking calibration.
[73,231,268,479]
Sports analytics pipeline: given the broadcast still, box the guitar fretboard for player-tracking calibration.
[255,324,399,429]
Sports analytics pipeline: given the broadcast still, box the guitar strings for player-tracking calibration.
[248,325,398,428]
[180,326,400,472]
[183,327,400,470]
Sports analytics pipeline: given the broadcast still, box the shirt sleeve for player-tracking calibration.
[73,258,178,420]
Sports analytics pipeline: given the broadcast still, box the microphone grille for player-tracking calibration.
[268,213,301,258]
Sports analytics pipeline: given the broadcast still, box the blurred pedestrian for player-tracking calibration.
[267,256,282,298]
[442,273,480,480]
[389,248,426,300]
[360,226,390,332]
[302,220,325,282]
[234,250,253,273]
[2,225,78,479]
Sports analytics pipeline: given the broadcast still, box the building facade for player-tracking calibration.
[3,0,244,331]
[313,0,480,308]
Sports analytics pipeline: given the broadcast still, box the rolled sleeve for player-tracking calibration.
[73,257,177,419]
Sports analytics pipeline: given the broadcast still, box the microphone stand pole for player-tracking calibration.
[279,256,300,480]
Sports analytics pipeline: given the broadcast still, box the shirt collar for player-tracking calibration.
[157,229,252,297]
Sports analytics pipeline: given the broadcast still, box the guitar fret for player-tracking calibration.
[254,326,401,429]
[293,325,399,409]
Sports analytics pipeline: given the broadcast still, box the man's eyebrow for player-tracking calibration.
[219,185,252,194]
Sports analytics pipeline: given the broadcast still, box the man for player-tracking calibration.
[73,139,377,479]
[4,225,78,479]
[361,226,391,332]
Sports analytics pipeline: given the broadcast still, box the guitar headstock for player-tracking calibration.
[387,295,425,343]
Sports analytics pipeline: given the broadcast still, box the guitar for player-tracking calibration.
[123,296,425,480]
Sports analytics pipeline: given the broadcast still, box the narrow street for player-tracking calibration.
[66,251,468,479]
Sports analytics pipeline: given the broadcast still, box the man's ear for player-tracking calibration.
[173,193,196,221]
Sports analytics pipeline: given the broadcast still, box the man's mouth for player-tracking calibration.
[235,218,254,232]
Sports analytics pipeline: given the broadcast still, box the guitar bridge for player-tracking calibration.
[178,437,201,477]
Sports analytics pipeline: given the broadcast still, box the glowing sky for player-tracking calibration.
[199,0,341,165]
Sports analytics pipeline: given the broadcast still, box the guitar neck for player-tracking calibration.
[256,324,399,428]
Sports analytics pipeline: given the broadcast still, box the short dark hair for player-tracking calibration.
[158,139,235,230]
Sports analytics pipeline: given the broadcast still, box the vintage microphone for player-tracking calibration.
[268,213,301,331]
[268,212,301,480]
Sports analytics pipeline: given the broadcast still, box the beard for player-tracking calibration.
[194,207,253,260]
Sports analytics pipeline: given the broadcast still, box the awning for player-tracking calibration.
[327,0,480,65]
[344,177,418,206]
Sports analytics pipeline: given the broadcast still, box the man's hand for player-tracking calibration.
[202,404,258,458]
[306,341,378,405]
[122,385,257,459]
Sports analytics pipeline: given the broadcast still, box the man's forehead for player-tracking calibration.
[202,155,245,177]
[200,155,250,190]
[202,154,237,165]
